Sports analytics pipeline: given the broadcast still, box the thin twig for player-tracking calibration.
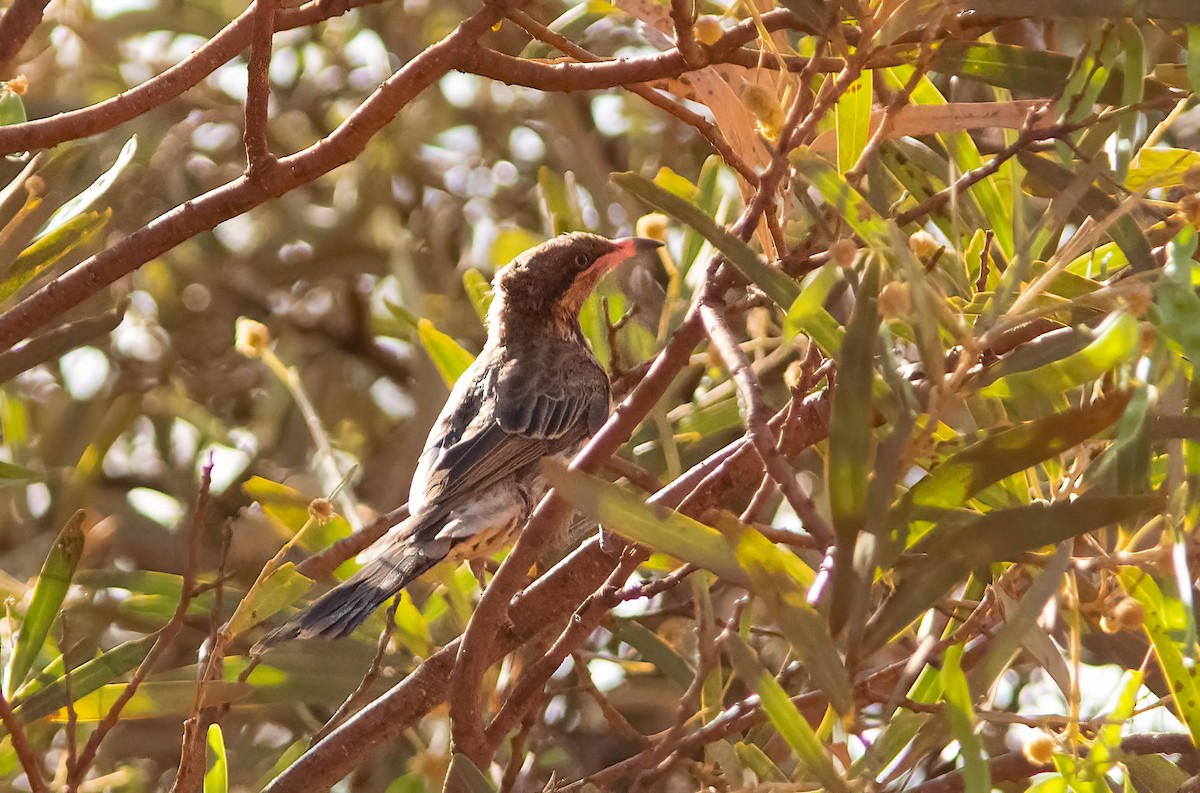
[244,0,280,174]
[69,460,214,788]
[0,682,47,793]
[507,9,757,185]
[700,300,835,546]
[311,596,402,746]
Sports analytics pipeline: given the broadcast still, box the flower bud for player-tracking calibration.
[235,317,271,358]
[308,498,336,525]
[636,213,669,242]
[1021,730,1058,765]
[828,238,858,268]
[693,15,724,45]
[908,230,940,259]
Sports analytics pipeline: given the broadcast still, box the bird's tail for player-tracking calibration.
[255,543,441,649]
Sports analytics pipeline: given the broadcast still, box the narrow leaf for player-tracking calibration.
[724,634,847,792]
[417,318,476,387]
[205,724,229,793]
[941,644,989,793]
[1119,568,1200,745]
[543,462,749,586]
[4,510,86,696]
[867,495,1163,651]
[613,171,799,308]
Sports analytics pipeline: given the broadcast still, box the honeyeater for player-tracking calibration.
[260,232,662,645]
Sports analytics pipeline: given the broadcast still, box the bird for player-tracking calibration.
[259,232,662,646]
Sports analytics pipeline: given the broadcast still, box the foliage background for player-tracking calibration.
[3,0,1200,791]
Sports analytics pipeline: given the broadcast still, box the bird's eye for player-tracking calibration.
[574,253,591,269]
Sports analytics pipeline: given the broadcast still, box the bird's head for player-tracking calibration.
[489,232,662,340]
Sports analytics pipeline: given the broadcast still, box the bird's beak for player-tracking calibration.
[593,237,664,274]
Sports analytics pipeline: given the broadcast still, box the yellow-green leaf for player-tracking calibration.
[417,318,476,387]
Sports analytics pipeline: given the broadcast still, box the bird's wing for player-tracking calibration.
[412,345,609,515]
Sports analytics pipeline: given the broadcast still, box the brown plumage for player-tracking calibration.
[259,232,662,646]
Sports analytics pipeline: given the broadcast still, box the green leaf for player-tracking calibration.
[1119,568,1200,746]
[1189,25,1200,95]
[0,459,38,482]
[228,562,314,637]
[828,257,879,543]
[59,680,249,720]
[1125,754,1191,793]
[449,754,497,793]
[1155,226,1200,365]
[737,530,852,714]
[789,150,888,245]
[3,510,86,697]
[8,636,155,727]
[417,318,476,388]
[1087,669,1142,781]
[1017,152,1152,271]
[40,135,137,239]
[205,724,229,793]
[538,167,580,235]
[489,227,543,268]
[0,209,109,303]
[462,268,492,324]
[835,70,872,174]
[0,85,25,127]
[613,171,799,308]
[979,312,1138,400]
[931,41,1164,104]
[902,391,1131,515]
[543,462,749,586]
[1126,148,1200,191]
[866,495,1163,651]
[783,263,844,353]
[941,644,989,793]
[610,620,692,689]
[724,634,847,792]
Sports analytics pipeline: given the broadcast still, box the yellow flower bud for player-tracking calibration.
[636,213,669,242]
[1021,730,1058,765]
[877,281,911,319]
[908,230,940,259]
[693,15,724,45]
[308,498,336,525]
[235,317,271,358]
[828,238,858,268]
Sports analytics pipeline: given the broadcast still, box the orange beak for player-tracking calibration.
[592,237,663,275]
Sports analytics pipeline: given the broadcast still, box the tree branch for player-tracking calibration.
[0,0,381,156]
[0,0,50,77]
[0,3,508,352]
[506,8,758,184]
[244,0,281,174]
[0,686,47,793]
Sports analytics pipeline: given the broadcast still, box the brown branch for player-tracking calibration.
[0,682,47,793]
[68,460,214,787]
[0,302,124,384]
[0,0,382,156]
[669,0,703,68]
[701,301,835,546]
[483,548,646,745]
[506,8,758,185]
[244,0,280,174]
[295,504,409,581]
[0,3,508,352]
[311,597,401,746]
[909,733,1196,793]
[0,0,50,76]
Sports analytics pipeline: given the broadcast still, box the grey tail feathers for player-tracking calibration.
[255,547,439,650]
